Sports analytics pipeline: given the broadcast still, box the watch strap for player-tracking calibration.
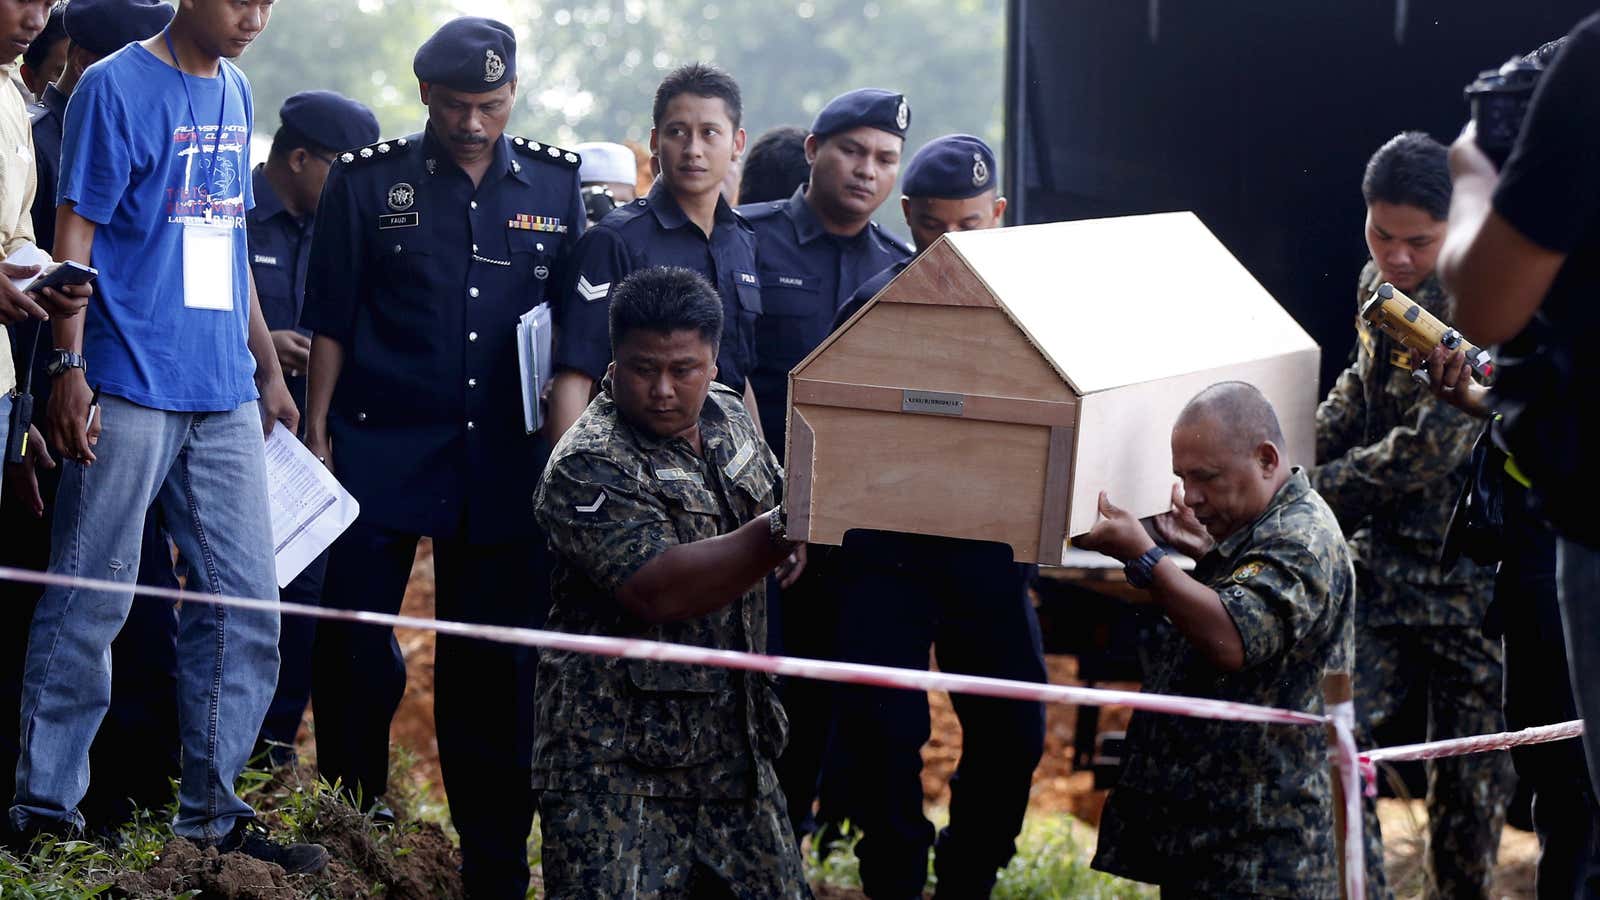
[1124,545,1169,589]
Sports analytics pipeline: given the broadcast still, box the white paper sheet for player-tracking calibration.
[4,242,53,291]
[264,426,360,588]
[517,303,553,433]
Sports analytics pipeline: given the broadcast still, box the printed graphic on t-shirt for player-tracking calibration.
[168,122,249,224]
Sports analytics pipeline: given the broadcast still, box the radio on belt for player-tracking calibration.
[1359,282,1494,382]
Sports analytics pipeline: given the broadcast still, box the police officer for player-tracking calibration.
[0,0,179,831]
[740,87,912,453]
[573,139,637,225]
[547,62,760,444]
[824,136,1043,899]
[736,87,912,849]
[300,18,583,898]
[246,89,379,767]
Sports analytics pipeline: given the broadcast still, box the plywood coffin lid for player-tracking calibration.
[814,211,1319,397]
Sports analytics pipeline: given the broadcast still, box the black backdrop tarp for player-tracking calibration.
[1005,0,1595,393]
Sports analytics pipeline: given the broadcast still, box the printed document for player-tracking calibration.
[265,426,360,587]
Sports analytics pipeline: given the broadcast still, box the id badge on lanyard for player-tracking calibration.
[182,210,235,311]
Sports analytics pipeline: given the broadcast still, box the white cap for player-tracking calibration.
[574,141,637,186]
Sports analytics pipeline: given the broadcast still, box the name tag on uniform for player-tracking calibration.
[379,212,419,229]
[736,271,758,286]
[182,220,235,311]
[253,254,279,266]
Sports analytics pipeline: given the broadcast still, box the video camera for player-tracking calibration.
[1464,56,1543,168]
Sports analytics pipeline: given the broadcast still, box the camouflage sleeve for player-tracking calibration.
[1309,386,1479,525]
[534,452,679,596]
[1315,357,1365,467]
[1213,538,1333,670]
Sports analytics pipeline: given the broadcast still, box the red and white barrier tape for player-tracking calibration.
[2,564,1589,898]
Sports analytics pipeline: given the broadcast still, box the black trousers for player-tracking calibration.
[1497,501,1600,900]
[253,548,328,766]
[831,533,1047,899]
[771,545,846,844]
[312,519,550,900]
[0,479,180,830]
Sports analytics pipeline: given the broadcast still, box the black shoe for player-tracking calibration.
[3,818,82,854]
[215,821,330,875]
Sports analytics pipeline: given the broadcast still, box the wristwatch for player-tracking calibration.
[45,350,86,378]
[767,504,788,546]
[1123,545,1169,589]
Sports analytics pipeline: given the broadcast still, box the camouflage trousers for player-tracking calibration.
[1356,622,1514,900]
[537,786,812,899]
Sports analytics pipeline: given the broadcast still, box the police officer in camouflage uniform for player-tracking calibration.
[300,18,584,897]
[1312,132,1509,900]
[1082,382,1354,898]
[533,267,809,898]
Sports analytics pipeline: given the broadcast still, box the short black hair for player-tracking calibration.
[609,267,723,353]
[739,125,810,204]
[652,62,742,130]
[23,4,66,71]
[1176,381,1286,456]
[1361,131,1450,220]
[269,122,333,162]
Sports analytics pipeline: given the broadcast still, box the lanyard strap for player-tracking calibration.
[164,28,227,219]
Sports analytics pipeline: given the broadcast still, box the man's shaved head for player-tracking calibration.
[1170,382,1290,540]
[1175,381,1286,457]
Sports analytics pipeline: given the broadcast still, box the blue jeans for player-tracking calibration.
[1559,538,1600,803]
[11,395,280,842]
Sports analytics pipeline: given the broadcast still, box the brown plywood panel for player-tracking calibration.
[798,304,1077,404]
[1066,348,1322,536]
[875,239,997,308]
[797,403,1050,562]
[1036,425,1075,566]
[791,379,1078,428]
[786,409,816,541]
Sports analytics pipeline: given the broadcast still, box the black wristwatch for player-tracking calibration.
[767,504,788,546]
[45,350,86,378]
[1124,545,1169,589]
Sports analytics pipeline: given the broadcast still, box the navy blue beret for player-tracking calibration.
[810,88,910,141]
[414,17,516,93]
[902,134,998,200]
[280,91,381,154]
[63,0,174,59]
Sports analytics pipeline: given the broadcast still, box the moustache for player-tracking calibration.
[448,133,490,146]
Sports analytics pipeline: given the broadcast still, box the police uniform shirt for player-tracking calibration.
[553,179,760,394]
[831,258,908,333]
[247,164,314,413]
[27,82,66,253]
[740,185,911,452]
[301,128,584,542]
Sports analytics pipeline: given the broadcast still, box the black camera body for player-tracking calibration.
[1464,56,1544,168]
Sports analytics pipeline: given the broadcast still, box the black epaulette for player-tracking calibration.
[509,136,581,169]
[335,136,417,167]
[869,220,914,255]
[737,200,787,221]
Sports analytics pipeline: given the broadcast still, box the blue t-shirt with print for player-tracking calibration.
[58,43,257,412]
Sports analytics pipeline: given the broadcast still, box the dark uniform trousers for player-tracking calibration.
[830,532,1046,899]
[313,520,550,893]
[1497,490,1600,899]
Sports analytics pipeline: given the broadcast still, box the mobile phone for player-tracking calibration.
[28,261,98,294]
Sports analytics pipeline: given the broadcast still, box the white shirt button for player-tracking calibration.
[470,201,478,210]
[469,287,480,298]
[467,378,477,388]
[468,331,479,342]
[466,421,476,431]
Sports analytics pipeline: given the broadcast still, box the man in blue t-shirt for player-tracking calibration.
[7,0,326,874]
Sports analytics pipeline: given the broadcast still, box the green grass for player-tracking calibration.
[803,811,1156,899]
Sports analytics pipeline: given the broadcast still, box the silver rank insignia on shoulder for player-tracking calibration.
[360,147,374,159]
[513,136,525,146]
[340,152,355,163]
[485,48,506,82]
[378,143,391,154]
[972,153,989,187]
[387,183,415,211]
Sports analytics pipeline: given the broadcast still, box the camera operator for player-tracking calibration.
[1434,15,1600,894]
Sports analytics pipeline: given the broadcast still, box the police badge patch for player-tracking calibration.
[971,153,989,187]
[485,48,505,82]
[387,183,415,211]
[1232,561,1264,582]
[895,97,910,130]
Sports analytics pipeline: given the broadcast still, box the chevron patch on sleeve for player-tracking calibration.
[576,275,611,303]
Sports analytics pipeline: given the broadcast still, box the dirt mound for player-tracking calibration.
[110,839,294,899]
[296,801,463,898]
